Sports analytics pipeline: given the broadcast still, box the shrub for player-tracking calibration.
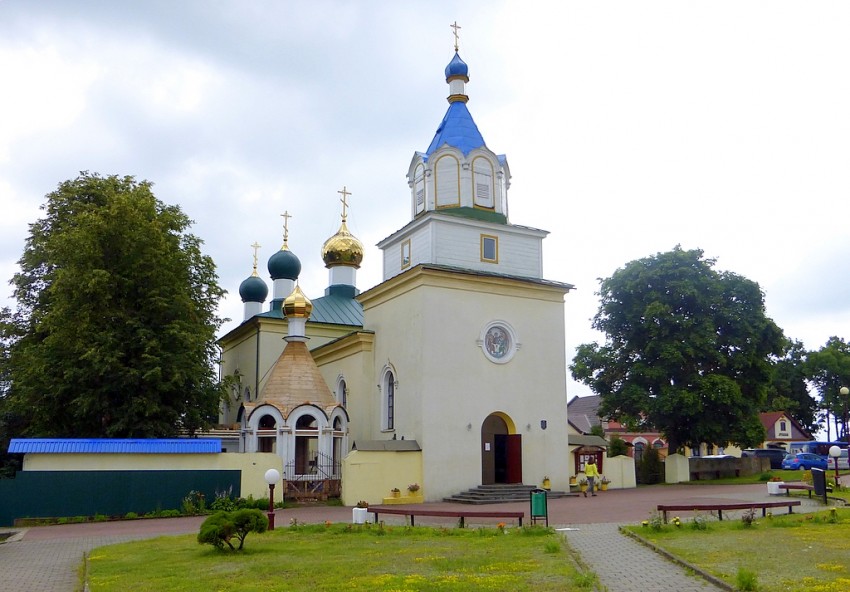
[736,567,759,591]
[197,509,268,551]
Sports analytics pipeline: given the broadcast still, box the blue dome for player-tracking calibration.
[239,275,268,303]
[445,52,468,79]
[268,248,301,280]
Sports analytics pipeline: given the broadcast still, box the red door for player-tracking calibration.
[505,434,523,484]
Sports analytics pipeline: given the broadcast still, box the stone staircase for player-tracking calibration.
[443,483,573,504]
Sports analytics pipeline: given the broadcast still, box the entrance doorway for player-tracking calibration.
[481,413,522,484]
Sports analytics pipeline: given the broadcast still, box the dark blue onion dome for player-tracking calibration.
[268,247,301,280]
[239,274,268,303]
[445,52,469,79]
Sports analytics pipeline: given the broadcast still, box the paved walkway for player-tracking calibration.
[0,483,825,591]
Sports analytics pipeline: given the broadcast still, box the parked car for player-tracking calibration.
[781,452,828,471]
[741,448,786,469]
[827,448,849,471]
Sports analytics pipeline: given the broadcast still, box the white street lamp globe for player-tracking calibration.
[829,445,841,459]
[841,386,849,396]
[264,468,281,485]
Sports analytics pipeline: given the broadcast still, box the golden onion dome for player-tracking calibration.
[321,220,364,269]
[282,284,313,318]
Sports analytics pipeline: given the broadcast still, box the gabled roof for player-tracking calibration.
[8,439,221,454]
[760,411,812,440]
[567,395,603,434]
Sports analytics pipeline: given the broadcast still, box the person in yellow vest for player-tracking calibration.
[584,458,599,497]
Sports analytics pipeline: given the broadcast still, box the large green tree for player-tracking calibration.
[1,172,226,439]
[571,246,785,452]
[764,339,819,434]
[806,337,850,442]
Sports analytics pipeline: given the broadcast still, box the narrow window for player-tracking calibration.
[481,235,498,263]
[401,240,411,269]
[386,372,395,430]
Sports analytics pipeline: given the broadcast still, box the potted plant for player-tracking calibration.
[578,478,588,493]
[569,475,577,485]
[407,483,420,494]
[352,500,369,524]
[542,476,551,490]
[391,487,401,498]
[767,476,784,495]
[600,476,611,491]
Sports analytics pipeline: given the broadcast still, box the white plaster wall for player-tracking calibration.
[363,272,570,500]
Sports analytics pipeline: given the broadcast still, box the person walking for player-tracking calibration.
[584,458,599,497]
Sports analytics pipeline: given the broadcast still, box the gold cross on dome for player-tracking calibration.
[450,21,461,52]
[280,211,292,248]
[250,241,261,275]
[338,186,351,222]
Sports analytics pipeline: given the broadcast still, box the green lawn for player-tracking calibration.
[85,523,593,592]
[624,507,850,592]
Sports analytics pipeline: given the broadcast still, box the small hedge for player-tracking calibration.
[197,509,268,551]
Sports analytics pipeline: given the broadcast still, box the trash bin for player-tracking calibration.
[530,488,548,527]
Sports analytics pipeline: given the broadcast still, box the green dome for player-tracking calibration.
[239,275,268,303]
[268,248,301,280]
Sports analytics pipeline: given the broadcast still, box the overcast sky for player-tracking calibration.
[2,1,849,402]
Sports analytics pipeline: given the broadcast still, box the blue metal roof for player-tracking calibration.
[310,286,364,326]
[425,101,486,158]
[9,438,221,454]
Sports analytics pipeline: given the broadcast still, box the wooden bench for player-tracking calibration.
[778,483,832,500]
[368,505,524,528]
[656,500,801,523]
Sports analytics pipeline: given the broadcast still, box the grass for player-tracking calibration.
[85,523,592,591]
[625,507,850,592]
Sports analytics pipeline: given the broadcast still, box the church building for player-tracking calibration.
[217,36,574,502]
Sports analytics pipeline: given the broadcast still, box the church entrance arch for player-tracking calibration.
[481,412,522,485]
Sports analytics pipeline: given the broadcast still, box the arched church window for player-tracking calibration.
[382,369,396,431]
[472,156,494,209]
[434,154,460,208]
[296,415,318,430]
[258,414,276,453]
[633,441,645,463]
[414,163,426,215]
[295,413,318,475]
[337,378,347,407]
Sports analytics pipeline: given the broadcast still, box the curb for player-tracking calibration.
[619,526,734,591]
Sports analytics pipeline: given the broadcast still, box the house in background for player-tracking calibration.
[755,412,812,451]
[567,395,667,465]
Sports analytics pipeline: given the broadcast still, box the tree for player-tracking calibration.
[197,509,268,551]
[2,172,226,439]
[764,339,819,434]
[571,246,785,453]
[806,337,850,442]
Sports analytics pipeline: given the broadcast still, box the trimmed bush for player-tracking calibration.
[198,509,268,551]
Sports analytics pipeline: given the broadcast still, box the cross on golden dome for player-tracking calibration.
[338,186,351,222]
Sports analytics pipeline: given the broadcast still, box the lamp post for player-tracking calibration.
[829,445,841,488]
[264,468,281,530]
[841,387,850,443]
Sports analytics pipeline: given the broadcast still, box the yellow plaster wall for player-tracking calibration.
[22,453,283,499]
[341,449,423,507]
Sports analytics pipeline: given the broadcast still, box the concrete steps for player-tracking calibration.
[443,483,573,504]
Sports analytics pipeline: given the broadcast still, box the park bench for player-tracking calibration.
[656,500,800,523]
[777,469,834,504]
[778,483,817,498]
[368,505,524,527]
